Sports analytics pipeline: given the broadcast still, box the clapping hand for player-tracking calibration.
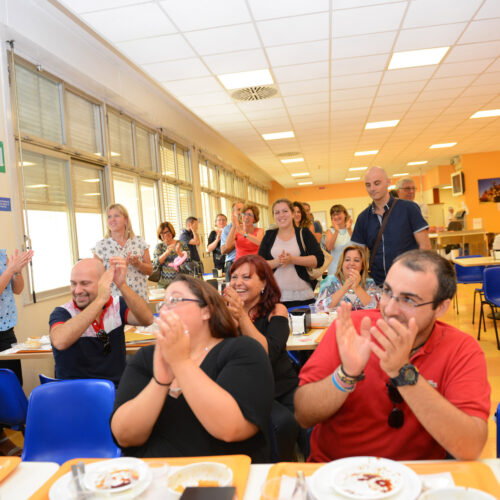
[346,218,353,231]
[7,249,34,274]
[155,308,190,368]
[126,252,142,268]
[370,316,418,378]
[336,302,372,377]
[223,286,245,324]
[278,250,293,267]
[345,269,361,289]
[97,266,114,302]
[110,256,127,288]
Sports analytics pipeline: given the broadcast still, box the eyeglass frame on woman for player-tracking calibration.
[96,329,111,355]
[380,285,435,310]
[159,296,205,309]
[386,381,404,428]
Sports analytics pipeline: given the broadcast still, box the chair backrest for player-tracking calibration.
[0,369,28,430]
[454,255,485,283]
[483,267,500,304]
[21,379,121,464]
[38,373,60,384]
[447,221,463,231]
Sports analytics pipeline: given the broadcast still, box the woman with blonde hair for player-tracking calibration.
[326,204,353,275]
[315,245,378,311]
[93,203,152,300]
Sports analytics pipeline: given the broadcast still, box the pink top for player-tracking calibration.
[235,228,260,260]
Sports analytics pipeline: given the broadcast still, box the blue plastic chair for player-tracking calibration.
[478,267,500,350]
[496,403,500,458]
[21,379,121,464]
[453,255,484,323]
[38,374,60,384]
[0,369,28,431]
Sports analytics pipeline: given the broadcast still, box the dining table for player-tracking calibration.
[1,457,499,499]
[451,256,500,267]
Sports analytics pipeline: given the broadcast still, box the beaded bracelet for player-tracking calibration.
[153,375,172,387]
[338,364,365,384]
[332,368,356,393]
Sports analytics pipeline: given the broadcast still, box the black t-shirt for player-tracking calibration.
[179,229,200,263]
[208,230,225,270]
[253,314,298,398]
[112,336,274,462]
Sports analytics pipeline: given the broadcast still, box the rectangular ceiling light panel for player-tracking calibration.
[218,69,273,90]
[262,131,295,140]
[365,119,400,129]
[388,47,449,70]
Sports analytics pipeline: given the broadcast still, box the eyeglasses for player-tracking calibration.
[159,296,204,309]
[160,230,171,235]
[380,286,434,310]
[400,187,416,191]
[242,212,254,218]
[386,382,404,428]
[96,329,111,355]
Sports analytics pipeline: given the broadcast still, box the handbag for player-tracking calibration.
[299,229,333,280]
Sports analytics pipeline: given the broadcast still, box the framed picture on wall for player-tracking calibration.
[313,211,327,229]
[478,177,500,203]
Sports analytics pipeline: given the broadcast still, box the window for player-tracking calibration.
[135,125,156,172]
[15,62,64,144]
[201,192,219,245]
[66,90,103,156]
[140,180,160,251]
[108,112,134,166]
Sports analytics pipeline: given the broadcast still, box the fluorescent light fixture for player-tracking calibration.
[262,131,294,140]
[345,177,361,181]
[18,161,35,166]
[355,150,378,156]
[298,181,313,186]
[388,46,449,70]
[83,193,101,196]
[407,161,428,166]
[291,172,309,177]
[430,142,456,149]
[281,158,304,164]
[83,178,100,183]
[349,166,368,171]
[365,119,399,130]
[26,184,49,188]
[110,152,120,157]
[442,185,452,189]
[389,184,396,190]
[393,173,409,177]
[218,69,273,90]
[470,109,500,119]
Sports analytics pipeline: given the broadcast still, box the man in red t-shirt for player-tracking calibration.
[295,250,490,461]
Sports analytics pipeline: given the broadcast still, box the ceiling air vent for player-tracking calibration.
[231,86,278,101]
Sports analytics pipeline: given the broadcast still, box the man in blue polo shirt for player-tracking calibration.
[49,257,153,386]
[351,167,430,286]
[221,201,244,281]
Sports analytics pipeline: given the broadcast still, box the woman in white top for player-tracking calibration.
[259,199,324,309]
[325,204,353,275]
[93,203,152,300]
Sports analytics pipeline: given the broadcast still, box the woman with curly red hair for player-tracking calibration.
[224,254,299,461]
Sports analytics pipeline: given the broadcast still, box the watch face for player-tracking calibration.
[403,366,418,383]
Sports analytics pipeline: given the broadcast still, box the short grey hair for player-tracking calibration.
[397,177,415,189]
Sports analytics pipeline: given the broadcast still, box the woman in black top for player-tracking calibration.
[206,213,227,271]
[224,254,300,461]
[259,198,324,309]
[111,275,273,462]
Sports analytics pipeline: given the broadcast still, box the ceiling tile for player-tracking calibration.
[395,23,466,51]
[331,97,374,111]
[474,71,500,85]
[184,24,261,56]
[179,91,233,107]
[334,0,406,8]
[332,86,377,101]
[332,3,406,38]
[257,13,329,46]
[283,92,330,107]
[434,59,494,78]
[446,40,500,62]
[377,80,427,96]
[486,59,500,72]
[202,49,268,74]
[417,87,463,101]
[279,78,330,96]
[243,108,289,120]
[191,103,242,116]
[332,32,396,58]
[403,0,482,28]
[287,102,331,115]
[332,72,382,90]
[424,74,477,90]
[475,0,500,19]
[373,93,419,106]
[266,40,329,67]
[81,3,176,42]
[291,112,330,124]
[162,76,223,96]
[459,18,500,44]
[274,61,329,83]
[382,66,436,84]
[158,0,251,31]
[237,99,286,112]
[59,0,141,13]
[247,0,329,21]
[116,35,195,65]
[332,54,389,76]
[147,58,210,81]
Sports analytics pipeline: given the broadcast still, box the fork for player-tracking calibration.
[71,462,92,499]
[291,470,307,500]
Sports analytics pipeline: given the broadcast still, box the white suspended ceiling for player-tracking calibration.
[54,0,500,188]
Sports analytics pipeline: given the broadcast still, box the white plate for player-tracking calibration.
[311,457,422,500]
[49,458,152,500]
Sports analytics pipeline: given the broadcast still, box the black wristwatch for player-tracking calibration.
[390,363,419,387]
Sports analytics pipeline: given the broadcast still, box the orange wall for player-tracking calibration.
[461,151,500,233]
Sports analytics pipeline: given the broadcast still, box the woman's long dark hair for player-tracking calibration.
[229,255,281,320]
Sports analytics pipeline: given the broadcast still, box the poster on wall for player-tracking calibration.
[478,177,500,203]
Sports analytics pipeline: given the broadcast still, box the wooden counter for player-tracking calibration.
[430,230,488,256]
